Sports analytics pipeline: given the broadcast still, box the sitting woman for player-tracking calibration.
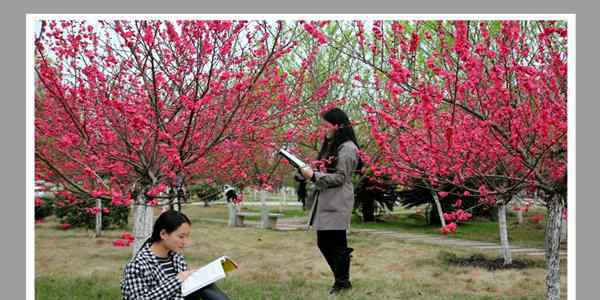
[121,210,230,300]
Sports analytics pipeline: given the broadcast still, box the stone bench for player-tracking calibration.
[235,212,284,229]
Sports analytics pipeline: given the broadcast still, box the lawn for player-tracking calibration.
[35,206,566,299]
[184,203,548,248]
[349,210,549,249]
[183,203,306,223]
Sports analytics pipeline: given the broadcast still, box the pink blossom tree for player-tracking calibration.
[34,20,325,253]
[325,20,567,299]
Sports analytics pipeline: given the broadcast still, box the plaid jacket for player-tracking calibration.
[121,243,188,300]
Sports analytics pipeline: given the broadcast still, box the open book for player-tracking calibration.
[278,148,307,169]
[181,256,238,297]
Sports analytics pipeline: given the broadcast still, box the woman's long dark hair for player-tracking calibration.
[147,210,191,245]
[317,108,363,172]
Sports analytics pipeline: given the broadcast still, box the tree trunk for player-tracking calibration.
[498,201,512,265]
[132,193,154,255]
[361,196,376,222]
[95,198,102,237]
[545,195,562,300]
[227,202,236,227]
[431,191,446,227]
[560,207,567,243]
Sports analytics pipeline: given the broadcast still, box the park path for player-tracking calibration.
[197,216,567,259]
[276,217,567,258]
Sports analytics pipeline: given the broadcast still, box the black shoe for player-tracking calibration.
[328,281,352,295]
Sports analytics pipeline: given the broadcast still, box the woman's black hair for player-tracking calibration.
[317,108,363,172]
[146,210,191,245]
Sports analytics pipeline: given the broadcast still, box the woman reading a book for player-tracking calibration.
[121,210,231,300]
[299,107,361,295]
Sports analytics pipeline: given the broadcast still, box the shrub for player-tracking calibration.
[52,193,129,229]
[188,183,221,202]
[35,196,54,220]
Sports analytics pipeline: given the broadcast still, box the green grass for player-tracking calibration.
[36,276,122,300]
[36,275,546,300]
[183,204,547,248]
[240,192,299,203]
[243,206,307,219]
[193,191,547,249]
[184,204,306,222]
[350,210,547,248]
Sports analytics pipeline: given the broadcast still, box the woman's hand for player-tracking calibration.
[300,166,314,179]
[177,269,195,282]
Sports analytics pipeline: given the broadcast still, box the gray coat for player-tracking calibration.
[307,140,359,230]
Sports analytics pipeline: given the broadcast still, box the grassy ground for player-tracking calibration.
[349,211,548,249]
[35,206,567,299]
[242,206,307,219]
[184,203,306,222]
[186,204,547,248]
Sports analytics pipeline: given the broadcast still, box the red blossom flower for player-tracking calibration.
[530,214,545,224]
[113,239,128,247]
[35,197,45,207]
[441,223,457,234]
[147,184,167,197]
[121,232,135,242]
[437,191,449,198]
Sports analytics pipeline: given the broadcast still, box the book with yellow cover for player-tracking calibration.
[181,256,238,296]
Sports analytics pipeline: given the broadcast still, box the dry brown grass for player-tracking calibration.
[35,205,568,299]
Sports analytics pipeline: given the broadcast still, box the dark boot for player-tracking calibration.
[329,247,353,295]
[328,280,352,295]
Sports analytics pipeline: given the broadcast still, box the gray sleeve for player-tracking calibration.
[313,143,357,189]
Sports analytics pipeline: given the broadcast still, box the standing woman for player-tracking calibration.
[300,107,361,294]
[121,210,230,300]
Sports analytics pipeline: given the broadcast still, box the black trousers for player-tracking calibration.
[316,230,353,286]
[184,283,230,300]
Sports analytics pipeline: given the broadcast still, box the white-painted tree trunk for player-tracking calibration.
[545,195,563,300]
[260,190,269,229]
[498,201,512,265]
[431,191,446,227]
[227,202,236,227]
[132,193,154,255]
[560,208,567,242]
[95,198,102,237]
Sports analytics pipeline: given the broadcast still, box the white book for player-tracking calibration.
[181,256,238,296]
[278,148,307,169]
